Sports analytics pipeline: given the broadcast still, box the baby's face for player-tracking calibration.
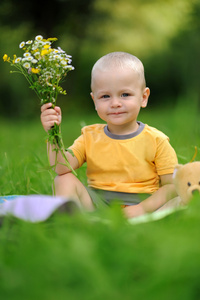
[91,66,149,134]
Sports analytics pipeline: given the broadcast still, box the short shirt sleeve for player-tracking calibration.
[154,136,178,175]
[68,134,86,167]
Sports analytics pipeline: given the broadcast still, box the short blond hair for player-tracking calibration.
[91,52,146,89]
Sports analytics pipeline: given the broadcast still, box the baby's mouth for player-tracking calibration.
[108,111,125,115]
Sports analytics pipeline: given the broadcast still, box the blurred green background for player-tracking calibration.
[1,0,200,119]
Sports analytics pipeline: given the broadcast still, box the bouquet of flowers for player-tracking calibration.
[3,34,76,175]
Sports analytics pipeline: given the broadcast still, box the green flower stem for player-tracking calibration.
[48,124,77,176]
[11,65,41,100]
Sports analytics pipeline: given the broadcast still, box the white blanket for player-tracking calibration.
[0,195,71,222]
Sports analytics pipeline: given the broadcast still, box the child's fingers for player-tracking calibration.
[40,103,61,132]
[54,106,61,115]
[41,113,59,124]
[41,104,61,118]
[41,117,59,132]
[47,120,59,128]
[41,102,52,112]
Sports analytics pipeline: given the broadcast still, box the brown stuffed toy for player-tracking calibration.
[173,161,200,205]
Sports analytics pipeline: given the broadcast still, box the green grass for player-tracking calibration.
[1,99,200,299]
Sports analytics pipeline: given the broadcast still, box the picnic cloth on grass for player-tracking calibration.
[0,195,75,222]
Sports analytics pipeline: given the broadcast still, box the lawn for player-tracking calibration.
[0,99,200,299]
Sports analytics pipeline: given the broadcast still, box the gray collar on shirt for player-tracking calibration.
[104,121,145,140]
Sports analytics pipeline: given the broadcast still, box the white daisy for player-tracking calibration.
[23,52,31,58]
[19,41,25,48]
[35,35,43,41]
[23,62,31,69]
[26,40,33,45]
[53,55,60,59]
[15,57,22,63]
[31,59,38,64]
[26,56,34,61]
[60,60,67,65]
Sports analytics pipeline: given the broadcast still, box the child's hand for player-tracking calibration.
[41,103,62,132]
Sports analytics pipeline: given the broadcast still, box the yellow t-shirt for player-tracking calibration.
[69,122,178,194]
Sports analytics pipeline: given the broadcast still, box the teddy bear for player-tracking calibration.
[173,161,200,205]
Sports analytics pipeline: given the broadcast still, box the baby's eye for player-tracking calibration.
[121,93,130,97]
[102,95,110,99]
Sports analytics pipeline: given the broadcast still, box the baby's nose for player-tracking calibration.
[111,98,122,107]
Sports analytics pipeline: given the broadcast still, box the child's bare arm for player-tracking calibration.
[48,145,79,175]
[123,174,177,218]
[41,103,79,175]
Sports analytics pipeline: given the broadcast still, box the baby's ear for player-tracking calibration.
[141,88,150,108]
[90,92,94,100]
[90,92,97,110]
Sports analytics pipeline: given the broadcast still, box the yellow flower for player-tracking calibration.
[3,54,10,62]
[31,68,40,74]
[12,54,17,63]
[41,49,48,56]
[47,37,57,42]
[44,44,50,49]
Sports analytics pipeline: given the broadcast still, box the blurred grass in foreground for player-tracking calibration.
[0,98,200,299]
[0,197,200,300]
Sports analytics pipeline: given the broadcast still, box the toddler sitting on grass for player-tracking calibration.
[40,51,178,218]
